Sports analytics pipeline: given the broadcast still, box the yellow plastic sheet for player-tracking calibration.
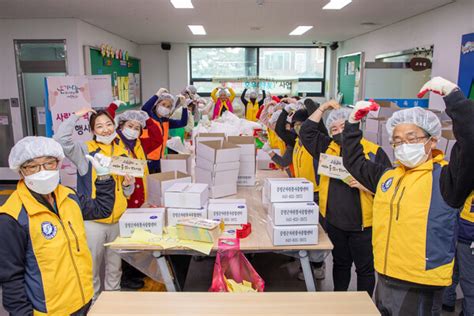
[224,277,257,293]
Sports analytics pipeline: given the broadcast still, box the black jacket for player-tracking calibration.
[300,119,392,231]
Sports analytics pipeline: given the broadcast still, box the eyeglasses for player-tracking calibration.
[390,136,428,148]
[21,159,59,175]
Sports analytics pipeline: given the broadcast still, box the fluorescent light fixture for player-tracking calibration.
[323,0,352,10]
[170,0,193,9]
[188,25,206,35]
[289,26,313,36]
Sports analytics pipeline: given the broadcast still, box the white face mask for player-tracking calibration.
[24,170,60,195]
[122,127,139,140]
[394,140,430,168]
[157,105,171,117]
[96,132,117,145]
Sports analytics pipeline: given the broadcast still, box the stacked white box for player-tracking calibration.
[119,208,165,237]
[164,183,210,226]
[195,141,241,198]
[167,205,208,227]
[160,154,193,174]
[263,178,319,246]
[146,171,192,206]
[228,136,256,186]
[207,199,248,225]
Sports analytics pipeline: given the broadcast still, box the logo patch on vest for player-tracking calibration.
[41,222,57,240]
[381,177,394,192]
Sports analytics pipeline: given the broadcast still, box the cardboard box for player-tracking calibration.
[164,183,209,209]
[197,141,241,164]
[208,199,248,225]
[166,206,208,226]
[119,208,165,237]
[238,160,256,175]
[227,136,256,156]
[147,171,192,206]
[195,133,226,145]
[176,218,223,243]
[264,178,314,203]
[196,156,240,172]
[266,217,318,246]
[160,154,192,174]
[237,174,256,186]
[209,182,238,198]
[195,167,239,186]
[270,202,319,226]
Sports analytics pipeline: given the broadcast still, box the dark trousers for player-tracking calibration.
[326,221,375,295]
[147,159,161,174]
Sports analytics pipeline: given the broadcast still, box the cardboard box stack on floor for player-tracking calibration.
[163,183,209,226]
[263,178,319,246]
[228,136,256,186]
[195,140,241,198]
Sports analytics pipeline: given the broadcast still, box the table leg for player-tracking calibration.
[153,251,177,292]
[299,250,316,292]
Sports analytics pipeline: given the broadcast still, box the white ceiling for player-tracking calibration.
[0,0,455,44]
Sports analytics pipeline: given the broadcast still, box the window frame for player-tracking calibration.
[189,45,326,97]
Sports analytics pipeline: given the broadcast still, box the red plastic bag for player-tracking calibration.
[209,238,265,292]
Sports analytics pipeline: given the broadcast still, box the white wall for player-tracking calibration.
[338,0,474,109]
[138,45,170,99]
[168,43,189,95]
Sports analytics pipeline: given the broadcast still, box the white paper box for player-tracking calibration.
[167,206,208,226]
[195,133,226,145]
[227,136,256,156]
[197,141,241,164]
[161,154,192,174]
[264,178,314,202]
[208,199,248,225]
[240,154,256,162]
[209,183,238,198]
[271,202,319,226]
[266,217,318,246]
[119,208,165,237]
[237,174,256,186]
[195,167,239,186]
[147,171,192,206]
[196,156,240,172]
[238,160,256,175]
[164,183,209,208]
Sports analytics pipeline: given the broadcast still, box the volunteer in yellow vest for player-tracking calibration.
[300,101,391,296]
[210,86,236,119]
[0,136,116,315]
[341,77,474,315]
[241,88,266,122]
[55,108,135,301]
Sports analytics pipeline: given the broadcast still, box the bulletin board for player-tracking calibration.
[458,33,474,100]
[84,46,142,109]
[337,52,364,106]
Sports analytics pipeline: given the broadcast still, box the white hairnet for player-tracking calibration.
[9,136,65,171]
[386,107,442,139]
[115,110,149,128]
[249,91,258,98]
[324,108,352,131]
[218,88,230,97]
[186,85,197,95]
[157,93,175,106]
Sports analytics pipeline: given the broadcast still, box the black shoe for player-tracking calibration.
[442,304,455,313]
[121,278,145,290]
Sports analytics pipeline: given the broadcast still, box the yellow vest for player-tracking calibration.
[293,138,318,192]
[267,129,286,154]
[319,138,380,228]
[78,139,129,224]
[0,182,94,315]
[117,137,149,202]
[373,151,458,286]
[245,100,260,122]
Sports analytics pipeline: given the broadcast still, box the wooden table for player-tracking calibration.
[109,170,333,292]
[89,292,380,315]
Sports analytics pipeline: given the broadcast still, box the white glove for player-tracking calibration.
[349,100,380,124]
[269,109,282,125]
[112,100,125,108]
[155,88,169,97]
[285,103,297,113]
[418,76,458,98]
[262,142,272,153]
[86,153,111,176]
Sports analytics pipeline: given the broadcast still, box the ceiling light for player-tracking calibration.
[170,0,193,9]
[188,25,206,35]
[289,26,313,36]
[323,0,352,10]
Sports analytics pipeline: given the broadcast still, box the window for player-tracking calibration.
[190,46,326,97]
